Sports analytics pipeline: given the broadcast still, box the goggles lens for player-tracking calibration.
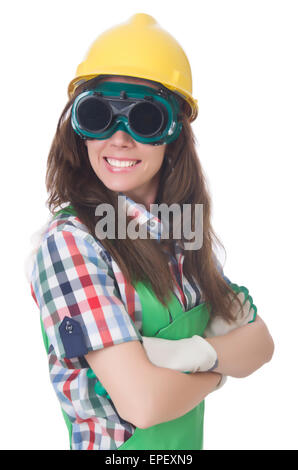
[71,81,182,145]
[76,96,112,132]
[128,101,164,137]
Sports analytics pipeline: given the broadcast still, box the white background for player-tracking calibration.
[1,0,297,450]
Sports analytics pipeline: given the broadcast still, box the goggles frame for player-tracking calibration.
[71,81,183,145]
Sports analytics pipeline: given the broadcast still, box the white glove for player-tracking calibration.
[204,284,257,338]
[204,284,257,393]
[141,334,218,373]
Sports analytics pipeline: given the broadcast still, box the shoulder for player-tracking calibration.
[28,212,111,284]
[45,212,102,251]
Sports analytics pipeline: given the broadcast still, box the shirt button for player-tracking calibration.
[65,320,73,334]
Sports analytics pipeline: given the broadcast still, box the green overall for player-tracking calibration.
[40,207,211,450]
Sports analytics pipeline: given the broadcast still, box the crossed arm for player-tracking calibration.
[204,315,274,378]
[86,275,274,427]
[142,282,275,380]
[141,314,274,380]
[86,306,274,428]
[87,315,274,428]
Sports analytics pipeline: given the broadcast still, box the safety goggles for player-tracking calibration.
[71,81,182,145]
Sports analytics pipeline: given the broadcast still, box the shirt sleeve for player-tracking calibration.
[31,228,142,368]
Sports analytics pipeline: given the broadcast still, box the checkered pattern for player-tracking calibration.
[29,192,252,450]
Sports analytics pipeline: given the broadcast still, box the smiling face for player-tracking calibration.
[85,76,167,208]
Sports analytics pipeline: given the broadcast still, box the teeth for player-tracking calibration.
[106,158,139,168]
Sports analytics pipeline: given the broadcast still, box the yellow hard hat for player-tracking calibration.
[68,13,198,121]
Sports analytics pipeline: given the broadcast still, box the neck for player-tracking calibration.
[123,172,160,211]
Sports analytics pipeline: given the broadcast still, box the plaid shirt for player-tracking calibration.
[29,193,236,450]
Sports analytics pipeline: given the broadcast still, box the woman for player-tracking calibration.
[29,13,274,450]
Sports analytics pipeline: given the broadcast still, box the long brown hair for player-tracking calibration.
[46,76,242,322]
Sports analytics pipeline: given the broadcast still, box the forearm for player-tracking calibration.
[205,315,274,378]
[139,367,221,429]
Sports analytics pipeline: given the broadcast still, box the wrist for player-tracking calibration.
[204,337,220,372]
[192,335,218,372]
[193,371,222,389]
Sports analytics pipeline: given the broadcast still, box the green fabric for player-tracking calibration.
[229,283,258,323]
[86,368,111,399]
[53,205,77,218]
[117,279,210,450]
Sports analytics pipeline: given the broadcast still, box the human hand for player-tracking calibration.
[204,284,257,338]
[141,334,218,373]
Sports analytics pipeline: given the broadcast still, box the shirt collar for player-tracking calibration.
[118,192,162,241]
[118,192,184,250]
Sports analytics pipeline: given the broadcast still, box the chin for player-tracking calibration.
[103,180,137,193]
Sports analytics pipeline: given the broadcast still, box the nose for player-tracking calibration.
[108,130,135,148]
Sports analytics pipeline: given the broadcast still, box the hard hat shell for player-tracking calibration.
[68,13,198,121]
